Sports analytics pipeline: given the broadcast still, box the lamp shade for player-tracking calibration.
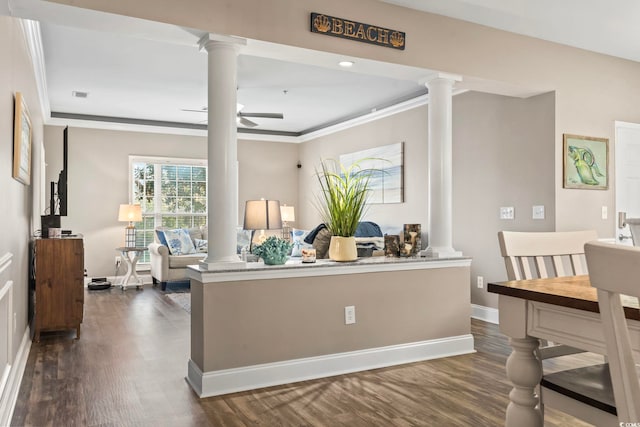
[118,204,142,223]
[280,205,295,222]
[243,200,282,230]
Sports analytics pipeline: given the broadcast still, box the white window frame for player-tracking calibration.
[129,155,208,262]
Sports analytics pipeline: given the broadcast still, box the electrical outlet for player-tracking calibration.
[345,306,356,325]
[115,256,121,267]
[477,276,484,289]
[602,206,608,220]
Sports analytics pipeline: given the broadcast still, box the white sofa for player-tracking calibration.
[149,226,253,290]
[149,226,206,291]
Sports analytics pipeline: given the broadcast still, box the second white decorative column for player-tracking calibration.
[199,34,246,270]
[422,73,462,258]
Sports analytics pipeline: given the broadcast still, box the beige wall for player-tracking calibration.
[191,266,470,371]
[453,91,556,307]
[0,16,44,362]
[298,107,428,234]
[238,139,299,206]
[43,126,299,277]
[48,0,640,238]
[298,91,555,307]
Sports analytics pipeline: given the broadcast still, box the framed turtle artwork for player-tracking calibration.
[563,134,609,190]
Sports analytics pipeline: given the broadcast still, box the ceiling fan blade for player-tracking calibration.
[239,117,258,128]
[238,112,284,119]
[181,108,207,113]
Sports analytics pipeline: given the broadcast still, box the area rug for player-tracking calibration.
[163,280,190,292]
[165,292,191,313]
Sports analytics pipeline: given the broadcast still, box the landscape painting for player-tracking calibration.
[340,142,404,204]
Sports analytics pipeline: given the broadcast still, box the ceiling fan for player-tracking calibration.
[181,104,284,128]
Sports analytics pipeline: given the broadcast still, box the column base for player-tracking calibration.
[420,247,463,258]
[199,256,246,271]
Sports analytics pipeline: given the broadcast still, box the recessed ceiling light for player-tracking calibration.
[72,91,89,98]
[338,61,354,68]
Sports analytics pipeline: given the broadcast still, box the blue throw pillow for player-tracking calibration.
[355,221,383,237]
[156,229,168,246]
[163,228,196,255]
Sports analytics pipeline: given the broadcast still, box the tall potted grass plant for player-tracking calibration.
[315,158,375,261]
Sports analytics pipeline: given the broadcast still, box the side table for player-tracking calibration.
[116,247,147,290]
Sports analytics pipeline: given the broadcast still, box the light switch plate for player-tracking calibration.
[499,207,515,220]
[602,206,608,220]
[532,205,545,220]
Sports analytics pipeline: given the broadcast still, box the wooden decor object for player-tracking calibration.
[33,238,84,342]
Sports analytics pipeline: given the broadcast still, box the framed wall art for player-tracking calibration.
[339,142,404,204]
[12,92,32,185]
[563,134,608,190]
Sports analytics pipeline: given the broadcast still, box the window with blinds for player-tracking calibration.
[130,156,207,262]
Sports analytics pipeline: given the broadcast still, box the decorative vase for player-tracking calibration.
[262,253,288,265]
[328,236,358,261]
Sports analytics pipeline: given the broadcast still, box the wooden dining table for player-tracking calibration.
[488,275,640,427]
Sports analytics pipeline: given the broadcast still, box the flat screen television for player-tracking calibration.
[57,126,68,216]
[41,126,68,236]
[43,126,69,222]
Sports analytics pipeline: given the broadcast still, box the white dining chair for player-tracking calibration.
[626,217,640,246]
[498,230,598,359]
[498,230,611,423]
[584,241,640,422]
[498,230,597,282]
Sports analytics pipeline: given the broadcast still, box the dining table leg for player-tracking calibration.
[505,336,543,427]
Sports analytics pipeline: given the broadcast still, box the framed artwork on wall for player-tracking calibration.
[563,134,608,190]
[12,92,32,185]
[339,142,404,204]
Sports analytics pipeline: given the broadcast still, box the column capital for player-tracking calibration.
[198,33,247,52]
[419,72,462,87]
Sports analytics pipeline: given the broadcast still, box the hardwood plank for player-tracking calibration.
[13,285,592,426]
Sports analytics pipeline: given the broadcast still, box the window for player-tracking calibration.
[130,156,207,262]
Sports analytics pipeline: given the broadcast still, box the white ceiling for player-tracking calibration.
[6,0,638,138]
[40,23,429,135]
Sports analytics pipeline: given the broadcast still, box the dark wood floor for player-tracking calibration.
[12,285,593,426]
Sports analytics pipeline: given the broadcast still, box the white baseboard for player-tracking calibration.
[187,334,475,398]
[0,326,31,426]
[471,304,499,324]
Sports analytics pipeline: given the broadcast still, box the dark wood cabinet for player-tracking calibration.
[33,238,84,342]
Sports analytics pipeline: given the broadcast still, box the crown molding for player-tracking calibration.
[19,18,50,121]
[298,94,428,143]
[298,88,467,143]
[46,89,468,143]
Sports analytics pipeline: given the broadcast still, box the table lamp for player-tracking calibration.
[118,204,142,247]
[243,199,282,243]
[280,205,295,241]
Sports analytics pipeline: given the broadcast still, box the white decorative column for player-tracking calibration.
[198,34,247,270]
[421,73,463,258]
